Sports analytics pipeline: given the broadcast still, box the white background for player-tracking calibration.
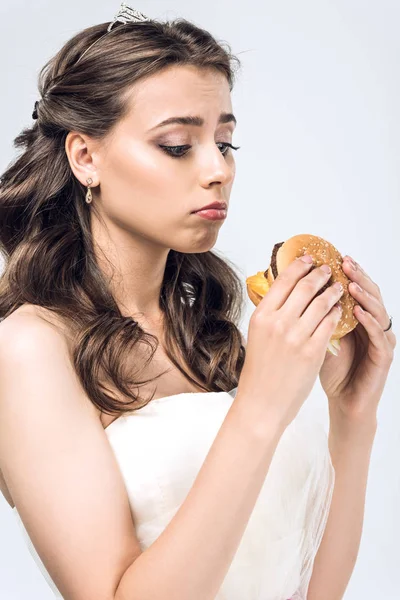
[0,1,399,598]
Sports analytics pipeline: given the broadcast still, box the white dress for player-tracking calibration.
[12,388,335,600]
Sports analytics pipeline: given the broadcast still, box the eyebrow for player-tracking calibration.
[148,112,237,131]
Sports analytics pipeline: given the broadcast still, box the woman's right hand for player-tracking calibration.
[236,255,344,432]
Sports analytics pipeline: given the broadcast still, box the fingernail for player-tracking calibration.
[345,256,357,270]
[300,255,313,263]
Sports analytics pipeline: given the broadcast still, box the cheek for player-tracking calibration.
[100,143,185,229]
[114,142,166,189]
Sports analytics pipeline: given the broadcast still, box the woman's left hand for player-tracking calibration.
[319,256,396,422]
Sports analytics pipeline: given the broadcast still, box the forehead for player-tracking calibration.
[123,65,232,126]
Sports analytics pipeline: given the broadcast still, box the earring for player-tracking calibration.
[85,177,93,204]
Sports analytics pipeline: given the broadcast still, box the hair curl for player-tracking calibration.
[0,16,246,418]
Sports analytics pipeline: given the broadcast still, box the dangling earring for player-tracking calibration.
[85,177,93,204]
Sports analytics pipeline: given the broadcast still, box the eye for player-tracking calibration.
[159,144,191,158]
[159,142,241,159]
[217,142,241,156]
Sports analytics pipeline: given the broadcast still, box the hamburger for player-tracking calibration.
[246,233,359,356]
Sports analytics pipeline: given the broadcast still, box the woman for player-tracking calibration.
[1,4,392,600]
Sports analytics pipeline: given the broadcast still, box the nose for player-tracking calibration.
[199,144,235,189]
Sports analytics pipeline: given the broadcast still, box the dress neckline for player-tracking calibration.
[104,389,237,431]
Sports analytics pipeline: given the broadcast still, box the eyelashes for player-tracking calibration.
[159,142,241,159]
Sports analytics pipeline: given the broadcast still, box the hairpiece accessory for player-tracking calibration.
[32,4,151,119]
[76,3,151,65]
[107,3,150,31]
[383,315,393,332]
[85,177,93,204]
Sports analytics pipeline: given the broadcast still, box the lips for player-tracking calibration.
[193,201,227,213]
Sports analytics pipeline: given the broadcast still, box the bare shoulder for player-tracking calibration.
[0,303,98,420]
[0,303,71,343]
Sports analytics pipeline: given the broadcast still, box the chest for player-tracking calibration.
[100,334,206,429]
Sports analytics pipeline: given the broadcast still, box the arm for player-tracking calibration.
[307,418,377,600]
[0,315,143,600]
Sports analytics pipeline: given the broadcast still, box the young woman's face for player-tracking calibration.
[94,65,237,253]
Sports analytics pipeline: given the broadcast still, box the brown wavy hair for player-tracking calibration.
[0,16,246,418]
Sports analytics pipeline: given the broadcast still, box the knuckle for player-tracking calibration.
[284,329,302,349]
[272,315,289,336]
[250,309,266,327]
[301,343,317,361]
[297,278,314,292]
[319,293,335,313]
[251,308,273,330]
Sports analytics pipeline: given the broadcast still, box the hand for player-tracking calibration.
[237,256,344,433]
[319,256,396,422]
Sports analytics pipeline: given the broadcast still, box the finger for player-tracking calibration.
[342,256,382,299]
[347,282,389,330]
[353,305,394,365]
[259,255,315,312]
[282,263,335,319]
